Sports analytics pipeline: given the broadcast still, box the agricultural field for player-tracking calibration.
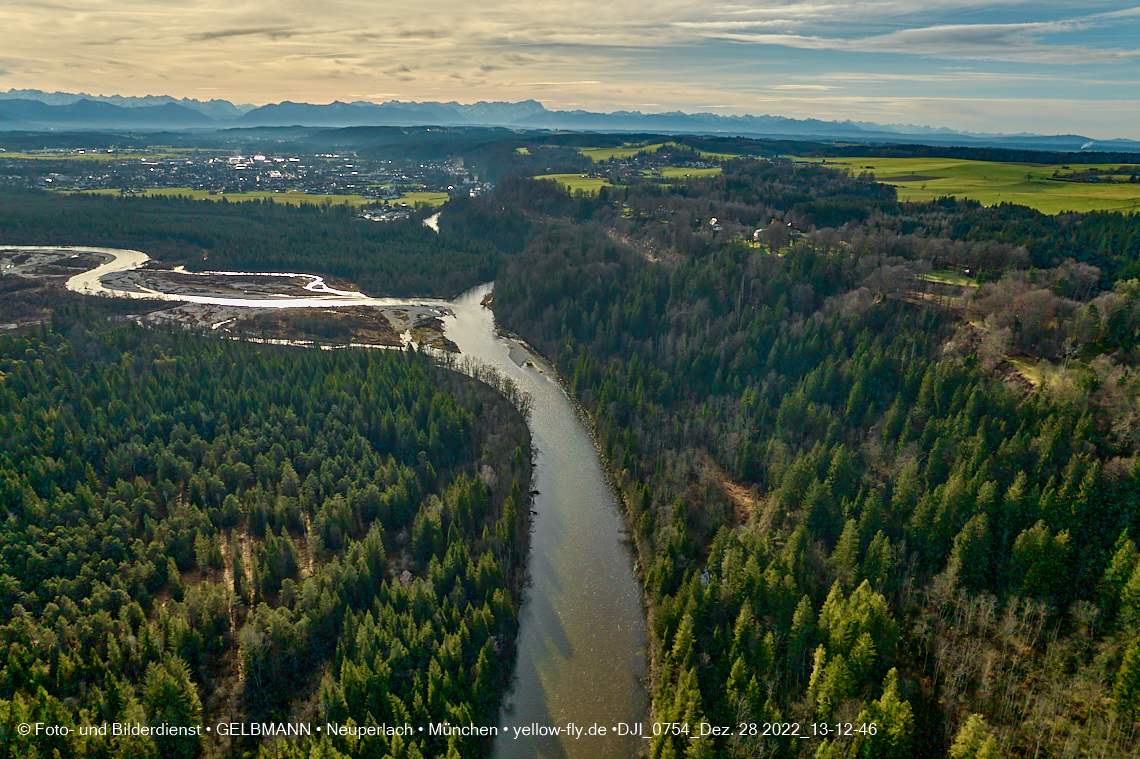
[793,156,1140,214]
[579,143,668,161]
[693,150,741,160]
[534,173,613,193]
[397,190,450,207]
[57,187,375,206]
[579,142,739,162]
[643,166,723,178]
[0,150,179,161]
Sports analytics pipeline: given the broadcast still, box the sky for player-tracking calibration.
[2,0,1140,138]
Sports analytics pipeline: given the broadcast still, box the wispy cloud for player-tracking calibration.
[686,6,1140,64]
[190,27,298,42]
[714,26,1140,64]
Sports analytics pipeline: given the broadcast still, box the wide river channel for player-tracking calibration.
[28,246,650,758]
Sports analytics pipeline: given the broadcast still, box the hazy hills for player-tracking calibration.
[2,88,1139,153]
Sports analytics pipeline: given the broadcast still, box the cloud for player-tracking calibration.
[686,5,1140,64]
[190,27,298,42]
[504,80,602,86]
[713,28,1140,64]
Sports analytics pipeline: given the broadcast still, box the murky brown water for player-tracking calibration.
[444,285,648,759]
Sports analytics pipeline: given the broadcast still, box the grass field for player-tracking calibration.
[792,156,1140,214]
[644,167,723,179]
[397,191,450,207]
[534,174,613,193]
[579,141,739,162]
[1,151,180,162]
[919,270,975,287]
[694,150,741,160]
[60,187,447,207]
[59,188,375,206]
[580,143,668,161]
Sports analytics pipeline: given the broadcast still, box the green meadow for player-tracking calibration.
[793,156,1140,214]
[58,187,448,207]
[2,151,179,161]
[644,166,723,178]
[580,143,668,161]
[579,142,739,162]
[534,174,614,193]
[397,191,450,207]
[689,147,743,160]
[58,188,375,206]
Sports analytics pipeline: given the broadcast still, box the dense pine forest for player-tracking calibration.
[0,186,500,298]
[0,311,532,759]
[483,159,1140,757]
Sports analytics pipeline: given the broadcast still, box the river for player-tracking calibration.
[446,286,648,759]
[15,245,649,758]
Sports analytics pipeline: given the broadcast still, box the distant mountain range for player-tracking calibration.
[2,88,1138,153]
[0,89,254,121]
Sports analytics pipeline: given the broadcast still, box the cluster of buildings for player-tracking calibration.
[0,150,488,202]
